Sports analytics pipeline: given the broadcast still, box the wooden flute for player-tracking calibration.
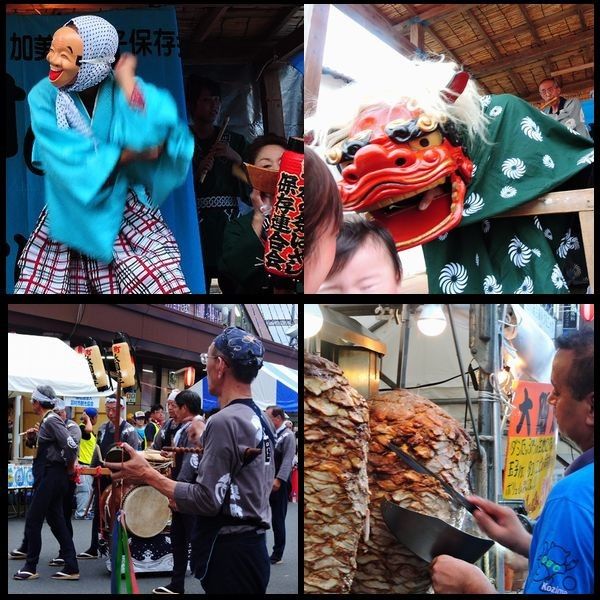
[539,96,559,110]
[162,446,262,463]
[162,446,203,454]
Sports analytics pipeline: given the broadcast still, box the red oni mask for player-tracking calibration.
[327,88,473,250]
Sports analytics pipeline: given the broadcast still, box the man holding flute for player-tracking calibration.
[106,326,276,594]
[13,386,80,581]
[187,76,247,292]
[538,77,590,138]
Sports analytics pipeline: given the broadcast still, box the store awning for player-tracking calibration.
[189,362,298,414]
[8,332,113,398]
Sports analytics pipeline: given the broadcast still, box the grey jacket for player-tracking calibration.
[274,425,296,483]
[36,410,79,466]
[174,401,276,534]
[542,97,590,138]
[96,419,139,452]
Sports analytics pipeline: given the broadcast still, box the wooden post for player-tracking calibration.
[495,188,594,291]
[578,210,594,291]
[260,65,285,137]
[114,381,121,445]
[305,4,330,118]
[109,381,121,552]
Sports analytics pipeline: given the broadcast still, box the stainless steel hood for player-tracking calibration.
[318,306,386,399]
[320,307,387,355]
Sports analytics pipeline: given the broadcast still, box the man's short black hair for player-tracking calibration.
[174,390,202,416]
[224,357,260,385]
[34,385,56,409]
[187,76,221,108]
[150,404,164,414]
[267,405,285,420]
[555,328,594,400]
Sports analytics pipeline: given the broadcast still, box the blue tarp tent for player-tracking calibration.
[189,361,298,414]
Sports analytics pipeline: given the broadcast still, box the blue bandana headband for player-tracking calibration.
[214,327,265,368]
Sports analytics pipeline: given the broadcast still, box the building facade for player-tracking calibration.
[8,303,298,457]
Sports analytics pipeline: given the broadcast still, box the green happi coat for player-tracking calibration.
[423,94,593,294]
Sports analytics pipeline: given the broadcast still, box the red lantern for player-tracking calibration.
[580,304,594,321]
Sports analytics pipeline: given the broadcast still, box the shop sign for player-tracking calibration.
[503,381,556,518]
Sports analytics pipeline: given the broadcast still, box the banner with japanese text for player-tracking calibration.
[503,380,557,518]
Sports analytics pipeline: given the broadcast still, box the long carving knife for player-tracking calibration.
[387,443,477,513]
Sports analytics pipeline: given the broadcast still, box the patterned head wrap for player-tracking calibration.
[214,327,264,368]
[32,386,57,405]
[55,15,119,136]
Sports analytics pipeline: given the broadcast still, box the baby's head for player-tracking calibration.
[318,216,403,294]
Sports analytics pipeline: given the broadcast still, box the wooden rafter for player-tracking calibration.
[390,4,483,33]
[471,29,594,79]
[334,4,418,58]
[455,6,587,57]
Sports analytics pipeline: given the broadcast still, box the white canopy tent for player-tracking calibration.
[8,333,119,461]
[8,333,115,398]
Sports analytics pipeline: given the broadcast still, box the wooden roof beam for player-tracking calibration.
[392,4,483,34]
[456,6,589,57]
[465,6,528,97]
[180,6,229,59]
[334,3,418,58]
[261,5,302,43]
[551,63,594,78]
[400,4,491,94]
[516,5,554,92]
[471,29,594,79]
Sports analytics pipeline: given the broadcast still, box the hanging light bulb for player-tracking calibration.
[496,365,515,397]
[417,304,447,336]
[304,304,324,339]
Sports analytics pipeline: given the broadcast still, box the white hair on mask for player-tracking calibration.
[307,56,491,152]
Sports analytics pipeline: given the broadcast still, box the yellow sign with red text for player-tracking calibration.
[503,381,556,518]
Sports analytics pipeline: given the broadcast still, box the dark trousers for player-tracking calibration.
[23,465,78,573]
[88,476,111,553]
[269,479,290,560]
[57,479,76,558]
[201,531,270,594]
[169,511,196,593]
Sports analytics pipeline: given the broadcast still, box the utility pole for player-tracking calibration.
[469,304,505,593]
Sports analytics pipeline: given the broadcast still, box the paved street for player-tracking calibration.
[8,501,298,594]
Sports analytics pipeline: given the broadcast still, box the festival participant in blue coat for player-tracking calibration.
[14,15,194,294]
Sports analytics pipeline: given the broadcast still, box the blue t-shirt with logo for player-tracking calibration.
[524,461,594,594]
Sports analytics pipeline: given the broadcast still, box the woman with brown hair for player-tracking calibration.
[304,147,344,293]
